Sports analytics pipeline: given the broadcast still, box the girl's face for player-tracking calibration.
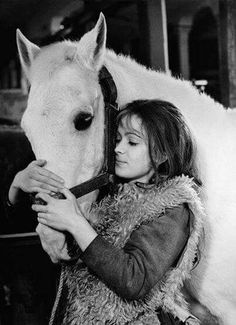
[115,115,154,183]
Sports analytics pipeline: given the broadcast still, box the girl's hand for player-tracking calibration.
[8,159,65,205]
[14,159,65,194]
[32,188,83,233]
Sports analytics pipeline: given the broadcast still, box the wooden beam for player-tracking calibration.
[218,0,236,108]
[177,17,193,80]
[138,0,169,71]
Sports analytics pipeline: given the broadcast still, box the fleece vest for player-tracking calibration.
[53,175,205,325]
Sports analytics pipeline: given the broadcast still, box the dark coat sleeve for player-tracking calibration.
[81,204,190,300]
[1,151,37,234]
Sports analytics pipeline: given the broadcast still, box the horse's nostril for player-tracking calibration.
[30,192,66,205]
[30,194,47,205]
[74,112,93,131]
[50,192,66,200]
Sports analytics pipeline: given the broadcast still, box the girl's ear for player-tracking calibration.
[16,29,40,82]
[158,153,168,165]
[153,153,168,183]
[76,12,107,71]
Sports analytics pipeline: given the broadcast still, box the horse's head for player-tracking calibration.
[17,14,107,196]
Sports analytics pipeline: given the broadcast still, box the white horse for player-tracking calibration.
[16,13,236,324]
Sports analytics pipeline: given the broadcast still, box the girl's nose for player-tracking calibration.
[115,140,124,154]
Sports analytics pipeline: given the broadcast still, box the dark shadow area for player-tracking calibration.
[189,7,220,102]
[0,125,57,325]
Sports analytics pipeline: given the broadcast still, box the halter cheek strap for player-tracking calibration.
[29,66,119,205]
[68,66,119,199]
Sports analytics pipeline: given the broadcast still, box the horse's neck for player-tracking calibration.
[104,50,226,121]
[77,190,99,216]
[105,50,208,122]
[104,50,182,106]
[105,51,154,105]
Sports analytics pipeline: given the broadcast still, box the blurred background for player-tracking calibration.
[0,0,235,324]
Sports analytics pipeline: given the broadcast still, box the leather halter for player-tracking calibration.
[68,66,119,198]
[30,66,119,205]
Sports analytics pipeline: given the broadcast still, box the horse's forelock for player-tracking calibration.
[31,41,80,81]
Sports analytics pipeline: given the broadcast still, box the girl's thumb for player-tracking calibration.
[35,159,47,166]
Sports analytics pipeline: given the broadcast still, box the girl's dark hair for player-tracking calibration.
[117,99,201,185]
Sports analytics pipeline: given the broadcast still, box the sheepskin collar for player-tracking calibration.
[61,175,204,325]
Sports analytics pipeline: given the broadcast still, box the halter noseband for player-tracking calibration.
[68,66,119,198]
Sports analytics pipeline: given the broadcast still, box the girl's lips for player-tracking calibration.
[116,160,127,164]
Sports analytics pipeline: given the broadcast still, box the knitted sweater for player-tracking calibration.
[52,175,204,325]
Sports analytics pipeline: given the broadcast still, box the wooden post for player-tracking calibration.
[177,17,192,80]
[138,0,169,72]
[218,0,236,108]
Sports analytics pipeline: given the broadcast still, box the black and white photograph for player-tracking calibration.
[0,1,235,324]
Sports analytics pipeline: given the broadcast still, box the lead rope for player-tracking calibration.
[49,264,66,325]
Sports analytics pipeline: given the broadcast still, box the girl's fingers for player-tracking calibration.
[32,204,48,213]
[37,214,58,230]
[33,175,64,189]
[31,187,51,194]
[38,168,65,184]
[59,188,74,200]
[36,192,51,203]
[31,180,63,192]
[31,159,47,167]
[37,214,48,225]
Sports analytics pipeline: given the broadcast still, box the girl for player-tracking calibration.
[9,100,204,324]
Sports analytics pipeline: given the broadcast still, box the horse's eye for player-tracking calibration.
[74,112,93,131]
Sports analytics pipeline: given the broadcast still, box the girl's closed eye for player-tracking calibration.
[128,135,140,146]
[128,140,138,146]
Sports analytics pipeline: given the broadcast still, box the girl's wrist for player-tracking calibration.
[68,215,88,237]
[67,212,84,234]
[6,196,14,207]
[12,172,22,190]
[8,175,22,205]
[69,216,98,252]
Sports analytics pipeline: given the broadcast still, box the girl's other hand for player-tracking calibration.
[34,188,98,252]
[32,188,82,232]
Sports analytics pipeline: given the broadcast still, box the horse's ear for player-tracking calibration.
[16,29,40,81]
[77,13,107,71]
